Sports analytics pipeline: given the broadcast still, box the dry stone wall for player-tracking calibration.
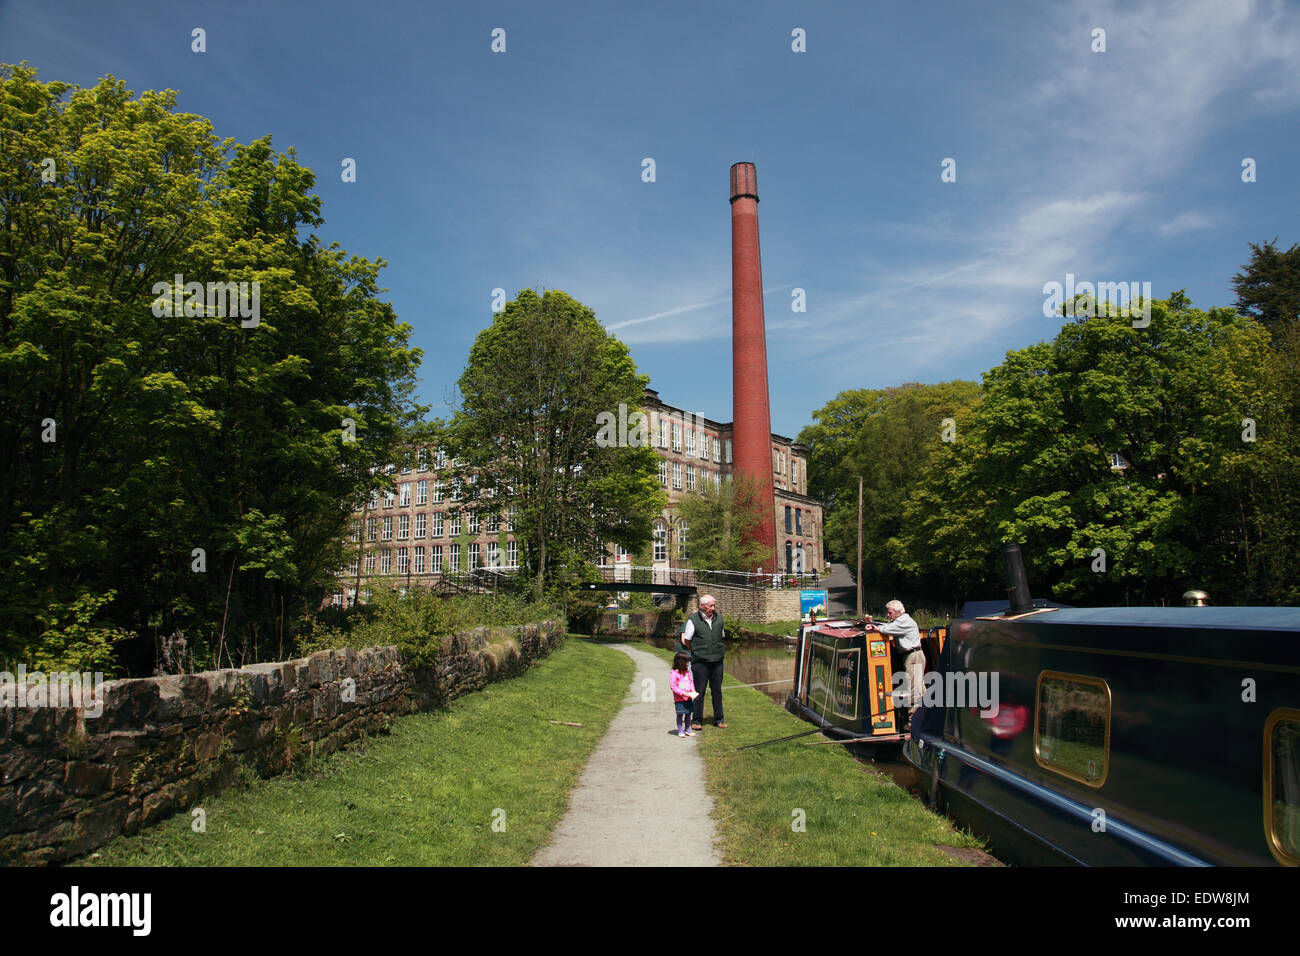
[0,620,562,865]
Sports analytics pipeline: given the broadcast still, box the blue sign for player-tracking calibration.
[801,589,829,621]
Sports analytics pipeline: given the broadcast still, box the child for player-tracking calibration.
[670,651,698,737]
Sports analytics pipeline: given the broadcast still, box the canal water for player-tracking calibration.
[638,635,923,794]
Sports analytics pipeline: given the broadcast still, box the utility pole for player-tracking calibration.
[856,475,863,618]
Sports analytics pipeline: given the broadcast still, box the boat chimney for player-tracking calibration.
[1182,589,1210,607]
[1002,542,1034,615]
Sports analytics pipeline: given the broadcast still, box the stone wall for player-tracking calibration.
[685,584,801,624]
[0,620,563,865]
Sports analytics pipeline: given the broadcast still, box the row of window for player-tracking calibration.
[655,416,730,463]
[347,540,520,576]
[651,519,689,561]
[370,477,490,509]
[657,460,723,492]
[774,449,804,489]
[784,505,809,535]
[381,448,452,474]
[354,508,518,542]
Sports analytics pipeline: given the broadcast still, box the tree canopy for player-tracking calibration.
[0,65,423,672]
[447,288,663,597]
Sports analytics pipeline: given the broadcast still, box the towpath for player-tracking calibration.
[532,643,721,867]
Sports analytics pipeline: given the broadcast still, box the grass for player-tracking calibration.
[734,619,802,636]
[638,642,987,866]
[74,638,634,866]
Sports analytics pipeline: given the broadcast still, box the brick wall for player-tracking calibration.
[685,584,801,624]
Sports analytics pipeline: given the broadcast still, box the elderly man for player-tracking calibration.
[681,594,727,729]
[865,599,922,727]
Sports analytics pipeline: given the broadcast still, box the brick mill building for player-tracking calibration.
[332,160,823,603]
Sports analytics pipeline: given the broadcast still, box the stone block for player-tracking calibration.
[193,732,223,762]
[63,760,110,797]
[67,796,129,857]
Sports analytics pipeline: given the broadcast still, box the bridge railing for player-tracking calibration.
[592,565,823,591]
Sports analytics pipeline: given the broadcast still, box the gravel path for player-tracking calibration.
[532,643,721,867]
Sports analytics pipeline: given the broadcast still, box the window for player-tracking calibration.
[713,438,720,463]
[658,459,668,487]
[653,521,667,562]
[659,417,669,448]
[349,519,360,542]
[485,511,499,533]
[796,508,802,535]
[366,517,377,542]
[676,520,689,560]
[507,539,518,568]
[451,478,462,502]
[396,548,408,574]
[331,591,342,608]
[785,506,792,533]
[713,472,720,491]
[686,465,695,491]
[507,506,518,532]
[432,512,444,537]
[791,456,797,483]
[380,549,392,573]
[417,447,429,471]
[725,439,732,463]
[400,450,412,474]
[399,483,411,507]
[685,428,695,456]
[347,555,359,576]
[469,511,480,534]
[414,546,425,574]
[431,545,443,573]
[365,550,376,572]
[398,514,409,539]
[449,544,460,571]
[672,462,682,489]
[1035,672,1111,787]
[416,480,427,505]
[468,542,480,569]
[1265,709,1300,864]
[383,489,395,509]
[785,540,792,573]
[381,516,392,541]
[795,544,804,574]
[369,489,379,510]
[450,512,462,537]
[433,480,445,503]
[672,422,682,452]
[615,544,628,562]
[414,513,426,539]
[702,435,710,460]
[435,448,447,469]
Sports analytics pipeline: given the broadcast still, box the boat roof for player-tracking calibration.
[1030,606,1300,630]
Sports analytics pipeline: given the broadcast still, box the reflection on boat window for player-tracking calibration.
[1034,672,1110,788]
[1266,710,1300,865]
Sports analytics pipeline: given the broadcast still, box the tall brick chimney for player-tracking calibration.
[730,162,777,572]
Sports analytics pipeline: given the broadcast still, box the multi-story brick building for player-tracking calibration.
[330,387,823,605]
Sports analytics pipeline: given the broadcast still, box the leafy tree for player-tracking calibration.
[896,295,1287,605]
[1234,239,1300,346]
[675,473,771,572]
[0,65,422,671]
[447,289,663,597]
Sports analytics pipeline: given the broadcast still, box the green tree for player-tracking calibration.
[675,473,771,572]
[0,65,422,671]
[448,289,663,597]
[896,295,1286,605]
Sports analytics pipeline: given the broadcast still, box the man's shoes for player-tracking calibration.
[716,720,728,728]
[691,722,703,731]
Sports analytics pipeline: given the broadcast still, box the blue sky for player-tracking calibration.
[3,0,1297,437]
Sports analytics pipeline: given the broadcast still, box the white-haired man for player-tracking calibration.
[681,594,727,729]
[865,599,922,727]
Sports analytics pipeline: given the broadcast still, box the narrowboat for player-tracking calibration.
[785,615,949,749]
[901,544,1300,866]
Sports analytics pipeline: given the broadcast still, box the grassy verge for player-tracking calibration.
[637,643,986,866]
[75,638,634,866]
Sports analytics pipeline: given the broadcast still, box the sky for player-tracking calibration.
[3,0,1298,438]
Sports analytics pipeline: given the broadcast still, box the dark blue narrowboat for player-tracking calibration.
[902,545,1300,866]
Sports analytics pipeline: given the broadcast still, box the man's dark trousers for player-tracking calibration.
[691,659,724,725]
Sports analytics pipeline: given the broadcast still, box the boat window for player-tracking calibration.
[1265,709,1300,865]
[1034,672,1111,788]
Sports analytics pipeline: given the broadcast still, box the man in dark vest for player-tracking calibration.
[682,594,727,729]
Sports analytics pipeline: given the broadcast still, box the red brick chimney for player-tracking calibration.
[730,162,777,572]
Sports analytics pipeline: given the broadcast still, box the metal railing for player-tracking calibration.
[592,565,824,591]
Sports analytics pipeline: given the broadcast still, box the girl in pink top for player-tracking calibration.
[670,651,697,737]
